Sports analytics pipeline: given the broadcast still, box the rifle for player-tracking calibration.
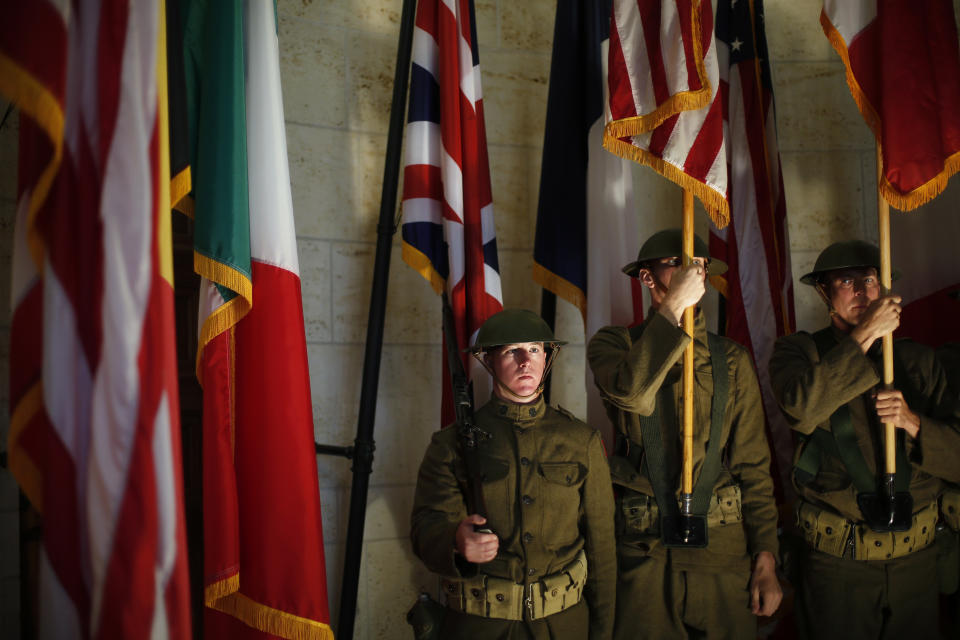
[441,293,492,531]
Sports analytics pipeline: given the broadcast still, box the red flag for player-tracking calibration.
[400,0,503,424]
[2,1,191,637]
[605,0,730,228]
[708,0,796,497]
[821,0,960,210]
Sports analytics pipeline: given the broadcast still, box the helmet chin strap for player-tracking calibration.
[815,282,855,332]
[474,347,561,403]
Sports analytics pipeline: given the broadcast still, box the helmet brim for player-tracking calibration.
[622,258,727,278]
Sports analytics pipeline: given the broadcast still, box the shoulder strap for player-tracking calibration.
[797,328,910,494]
[637,335,729,520]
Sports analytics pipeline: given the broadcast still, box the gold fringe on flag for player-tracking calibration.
[532,262,587,323]
[208,591,335,640]
[606,0,713,137]
[402,240,447,295]
[7,384,44,511]
[602,132,731,229]
[820,10,960,211]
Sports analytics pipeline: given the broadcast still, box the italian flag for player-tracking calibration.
[183,0,332,638]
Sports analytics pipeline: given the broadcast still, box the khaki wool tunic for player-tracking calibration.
[770,326,960,520]
[588,311,780,569]
[770,326,960,640]
[411,394,617,640]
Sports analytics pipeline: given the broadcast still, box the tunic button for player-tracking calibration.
[903,536,910,543]
[499,406,507,415]
[922,526,928,534]
[874,540,882,547]
[496,594,505,602]
[524,532,533,543]
[551,589,558,597]
[529,407,537,417]
[448,584,457,593]
[471,588,481,598]
[523,495,534,505]
[825,527,833,535]
[528,568,536,576]
[520,457,530,466]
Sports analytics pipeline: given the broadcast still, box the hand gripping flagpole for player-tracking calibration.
[858,145,912,532]
[666,188,707,546]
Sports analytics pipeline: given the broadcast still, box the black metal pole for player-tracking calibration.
[540,290,557,404]
[335,0,417,637]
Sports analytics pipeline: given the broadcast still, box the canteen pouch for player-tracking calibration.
[406,592,446,640]
[619,491,659,536]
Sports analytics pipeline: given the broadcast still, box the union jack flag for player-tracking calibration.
[401,0,503,423]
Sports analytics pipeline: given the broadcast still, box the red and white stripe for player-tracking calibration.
[709,1,796,495]
[605,0,730,227]
[4,0,191,638]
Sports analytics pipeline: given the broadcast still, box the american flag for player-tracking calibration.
[401,0,503,423]
[2,1,191,637]
[709,0,796,496]
[604,0,730,228]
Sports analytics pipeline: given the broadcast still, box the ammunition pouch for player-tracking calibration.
[941,487,960,531]
[619,485,743,537]
[441,549,586,621]
[796,500,938,561]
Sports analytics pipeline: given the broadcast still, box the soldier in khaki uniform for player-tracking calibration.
[769,240,960,640]
[411,309,617,639]
[587,230,781,640]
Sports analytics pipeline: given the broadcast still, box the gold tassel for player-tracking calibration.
[602,131,731,229]
[821,12,960,211]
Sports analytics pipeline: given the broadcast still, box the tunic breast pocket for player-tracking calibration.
[476,454,513,535]
[539,461,586,546]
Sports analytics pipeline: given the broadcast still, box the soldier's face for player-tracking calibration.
[827,267,881,325]
[488,342,546,401]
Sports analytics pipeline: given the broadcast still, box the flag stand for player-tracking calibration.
[311,0,418,638]
[856,146,912,532]
[661,189,707,547]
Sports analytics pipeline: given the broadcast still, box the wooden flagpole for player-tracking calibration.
[876,147,896,475]
[681,189,696,496]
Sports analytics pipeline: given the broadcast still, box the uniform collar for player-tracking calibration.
[488,394,546,426]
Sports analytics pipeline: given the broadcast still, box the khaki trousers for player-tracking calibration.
[797,544,941,640]
[613,551,755,640]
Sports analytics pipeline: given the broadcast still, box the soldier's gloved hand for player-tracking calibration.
[851,295,902,352]
[659,263,707,326]
[749,551,782,617]
[456,515,499,563]
[873,389,920,438]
